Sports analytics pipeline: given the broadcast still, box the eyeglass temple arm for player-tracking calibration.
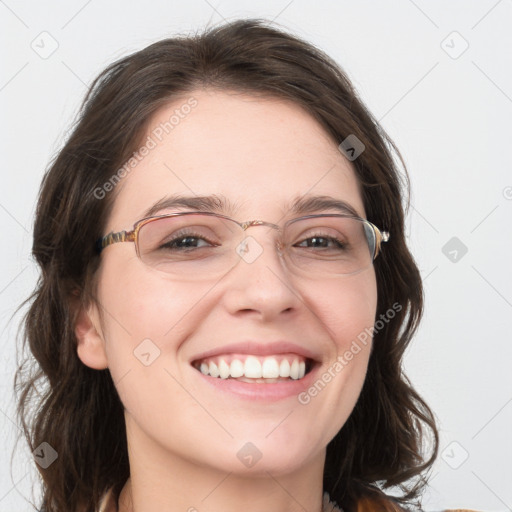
[96,229,136,253]
[373,226,390,258]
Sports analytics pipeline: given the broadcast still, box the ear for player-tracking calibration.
[73,294,109,370]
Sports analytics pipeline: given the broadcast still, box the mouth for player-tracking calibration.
[191,353,317,383]
[188,340,323,401]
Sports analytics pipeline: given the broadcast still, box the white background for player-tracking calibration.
[1,1,511,511]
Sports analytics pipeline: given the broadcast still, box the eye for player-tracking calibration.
[158,230,218,251]
[295,235,347,250]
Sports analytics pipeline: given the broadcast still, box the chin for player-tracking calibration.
[197,434,318,476]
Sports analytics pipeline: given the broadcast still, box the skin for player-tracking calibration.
[75,89,378,512]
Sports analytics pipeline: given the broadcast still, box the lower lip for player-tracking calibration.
[192,363,321,402]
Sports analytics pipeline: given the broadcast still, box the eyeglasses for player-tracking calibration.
[96,212,390,279]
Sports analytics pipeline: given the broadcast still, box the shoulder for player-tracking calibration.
[355,495,405,512]
[98,488,481,512]
[356,496,482,512]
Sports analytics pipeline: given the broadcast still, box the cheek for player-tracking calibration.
[312,269,378,349]
[292,270,377,442]
[95,268,207,421]
[94,259,200,376]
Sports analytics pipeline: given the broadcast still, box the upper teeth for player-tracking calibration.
[197,355,307,380]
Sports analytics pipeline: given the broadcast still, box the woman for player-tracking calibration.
[15,18,472,512]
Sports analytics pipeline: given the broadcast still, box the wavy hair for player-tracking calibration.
[14,18,438,512]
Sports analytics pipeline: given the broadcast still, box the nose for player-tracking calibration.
[219,227,303,322]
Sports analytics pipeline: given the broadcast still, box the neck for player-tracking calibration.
[117,415,326,512]
[119,476,326,512]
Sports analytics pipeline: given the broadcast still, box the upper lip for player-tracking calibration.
[189,340,322,364]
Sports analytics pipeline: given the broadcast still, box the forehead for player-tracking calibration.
[106,89,365,230]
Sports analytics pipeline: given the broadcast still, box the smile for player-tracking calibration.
[192,354,313,381]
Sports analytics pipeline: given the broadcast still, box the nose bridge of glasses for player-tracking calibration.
[234,219,284,254]
[239,219,284,246]
[240,219,281,232]
[227,219,288,269]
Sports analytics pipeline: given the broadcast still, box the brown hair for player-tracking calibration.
[14,18,438,512]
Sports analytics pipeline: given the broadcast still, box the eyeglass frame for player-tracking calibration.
[96,211,390,265]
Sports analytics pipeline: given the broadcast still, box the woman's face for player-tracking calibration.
[77,89,377,476]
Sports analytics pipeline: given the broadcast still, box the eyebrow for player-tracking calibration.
[139,193,361,221]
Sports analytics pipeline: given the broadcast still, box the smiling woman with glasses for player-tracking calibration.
[14,18,471,512]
